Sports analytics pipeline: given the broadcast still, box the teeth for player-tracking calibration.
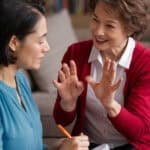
[97,40,105,42]
[96,38,106,41]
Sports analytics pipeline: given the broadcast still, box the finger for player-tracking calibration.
[77,140,89,148]
[80,132,84,136]
[72,137,89,148]
[110,61,116,71]
[105,57,111,71]
[80,141,90,147]
[71,138,80,148]
[112,79,122,91]
[70,60,77,75]
[80,148,89,150]
[76,81,84,91]
[79,143,90,149]
[86,76,97,88]
[80,136,89,141]
[78,133,89,141]
[58,70,65,82]
[108,61,117,83]
[109,61,116,73]
[60,138,78,149]
[62,63,70,78]
[53,80,61,89]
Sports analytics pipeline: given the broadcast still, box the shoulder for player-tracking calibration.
[69,40,93,48]
[130,42,150,69]
[133,42,150,60]
[16,70,31,89]
[127,42,150,81]
[68,40,93,53]
[16,70,27,84]
[63,40,93,63]
[0,84,12,110]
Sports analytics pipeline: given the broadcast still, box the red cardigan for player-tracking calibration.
[53,40,150,149]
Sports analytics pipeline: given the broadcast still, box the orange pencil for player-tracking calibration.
[57,124,72,139]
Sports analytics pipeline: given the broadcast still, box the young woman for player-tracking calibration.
[0,0,89,149]
[53,0,150,149]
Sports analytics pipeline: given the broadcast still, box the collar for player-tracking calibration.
[88,37,135,69]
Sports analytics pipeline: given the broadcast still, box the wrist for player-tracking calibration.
[54,138,65,150]
[60,100,76,112]
[104,100,121,117]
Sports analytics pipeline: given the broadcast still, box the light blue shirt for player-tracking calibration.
[0,71,43,150]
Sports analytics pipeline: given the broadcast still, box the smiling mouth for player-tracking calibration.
[95,38,108,44]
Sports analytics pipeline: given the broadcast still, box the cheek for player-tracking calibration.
[17,45,38,62]
[25,44,40,56]
[113,32,127,41]
[90,22,96,33]
[108,34,127,48]
[107,30,124,40]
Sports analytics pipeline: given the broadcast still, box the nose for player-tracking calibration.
[94,24,105,36]
[43,41,50,53]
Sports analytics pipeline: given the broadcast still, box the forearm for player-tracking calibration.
[53,99,77,126]
[108,106,147,141]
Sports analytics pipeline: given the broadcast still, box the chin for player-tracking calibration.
[30,64,41,70]
[94,43,107,51]
[93,39,109,51]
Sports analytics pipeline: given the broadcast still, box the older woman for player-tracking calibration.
[53,0,150,149]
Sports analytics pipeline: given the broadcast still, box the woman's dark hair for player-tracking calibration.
[0,0,46,66]
[89,0,149,39]
[22,0,46,13]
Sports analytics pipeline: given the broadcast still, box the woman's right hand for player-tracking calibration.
[59,133,89,150]
[53,60,84,111]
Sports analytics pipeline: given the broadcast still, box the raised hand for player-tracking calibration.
[86,58,121,108]
[53,60,84,111]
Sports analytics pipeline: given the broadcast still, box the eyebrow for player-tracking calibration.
[106,20,118,24]
[93,13,98,18]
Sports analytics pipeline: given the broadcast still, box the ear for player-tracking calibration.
[127,31,134,37]
[126,27,134,37]
[8,35,20,52]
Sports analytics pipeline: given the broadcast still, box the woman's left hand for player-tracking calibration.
[86,58,121,108]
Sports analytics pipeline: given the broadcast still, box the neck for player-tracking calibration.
[0,65,17,88]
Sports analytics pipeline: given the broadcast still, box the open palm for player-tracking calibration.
[53,60,84,107]
[87,58,121,107]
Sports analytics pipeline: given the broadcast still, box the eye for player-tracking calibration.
[38,38,46,44]
[39,40,44,44]
[106,24,115,28]
[38,34,47,45]
[92,16,99,23]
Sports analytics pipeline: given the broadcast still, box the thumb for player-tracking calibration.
[112,78,122,91]
[80,132,84,136]
[86,76,96,88]
[53,80,60,89]
[76,81,84,90]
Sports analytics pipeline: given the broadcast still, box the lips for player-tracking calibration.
[37,57,43,63]
[38,55,44,60]
[95,38,108,44]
